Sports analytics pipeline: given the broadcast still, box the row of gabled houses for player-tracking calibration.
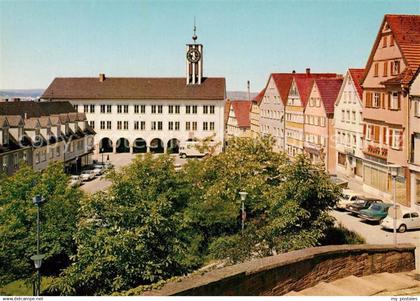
[226,14,420,210]
[0,101,95,176]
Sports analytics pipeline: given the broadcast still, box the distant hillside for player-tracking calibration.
[0,89,44,98]
[227,91,258,100]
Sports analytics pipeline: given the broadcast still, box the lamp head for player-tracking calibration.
[32,195,44,205]
[30,254,45,269]
[239,191,248,201]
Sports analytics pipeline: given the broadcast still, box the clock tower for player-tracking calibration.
[186,24,203,85]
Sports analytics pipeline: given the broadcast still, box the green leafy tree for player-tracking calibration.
[0,164,81,285]
[48,154,197,295]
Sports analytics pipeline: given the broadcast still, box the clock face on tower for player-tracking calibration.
[187,48,201,63]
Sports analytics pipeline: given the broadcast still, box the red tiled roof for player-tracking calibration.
[381,68,416,85]
[362,15,420,85]
[348,68,364,99]
[271,72,338,105]
[231,100,252,128]
[386,15,420,71]
[315,78,344,114]
[253,88,266,106]
[295,77,315,107]
[42,77,226,100]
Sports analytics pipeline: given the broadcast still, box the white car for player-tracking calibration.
[69,175,81,187]
[336,189,363,210]
[381,211,420,233]
[92,165,105,176]
[80,170,96,182]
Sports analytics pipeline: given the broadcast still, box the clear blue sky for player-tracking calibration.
[0,0,419,91]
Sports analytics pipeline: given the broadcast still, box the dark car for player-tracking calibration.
[359,203,392,223]
[345,197,383,215]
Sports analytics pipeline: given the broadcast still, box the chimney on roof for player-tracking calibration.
[247,80,251,102]
[99,73,106,82]
[306,68,311,76]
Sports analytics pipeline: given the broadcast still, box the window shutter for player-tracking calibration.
[374,126,380,143]
[399,131,403,149]
[383,127,387,144]
[388,93,391,109]
[390,62,394,75]
[397,94,401,110]
[389,129,393,145]
[381,93,385,108]
[363,124,366,137]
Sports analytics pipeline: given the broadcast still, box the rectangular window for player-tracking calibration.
[415,100,420,117]
[124,105,128,113]
[186,121,191,130]
[175,105,180,114]
[192,105,197,114]
[73,104,79,111]
[192,121,197,131]
[168,121,174,130]
[338,152,346,166]
[373,93,380,108]
[390,92,400,110]
[158,105,163,114]
[210,122,215,131]
[100,121,105,130]
[90,105,95,113]
[100,105,106,113]
[203,122,208,131]
[391,129,403,150]
[107,121,112,129]
[107,105,112,113]
[169,105,174,114]
[382,35,387,47]
[117,121,122,130]
[151,105,157,114]
[175,121,180,130]
[383,61,388,77]
[117,105,122,113]
[392,60,400,75]
[123,121,128,130]
[140,121,145,130]
[134,121,139,130]
[140,105,146,113]
[186,105,191,114]
[374,63,379,77]
[321,117,326,127]
[158,121,162,130]
[84,105,89,113]
[390,35,394,46]
[134,105,139,114]
[341,110,345,121]
[151,121,156,130]
[203,105,208,114]
[89,121,95,129]
[210,105,215,114]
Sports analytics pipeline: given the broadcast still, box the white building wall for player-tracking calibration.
[71,99,225,153]
[334,72,364,179]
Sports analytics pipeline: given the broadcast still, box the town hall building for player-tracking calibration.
[41,29,226,154]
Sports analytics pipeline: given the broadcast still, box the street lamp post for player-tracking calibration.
[31,195,45,296]
[101,148,104,165]
[239,192,248,235]
[389,165,399,246]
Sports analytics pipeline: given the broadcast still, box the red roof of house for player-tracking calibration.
[270,72,338,105]
[42,77,226,100]
[362,15,420,85]
[386,15,420,71]
[253,88,266,106]
[295,77,315,107]
[315,78,344,114]
[231,100,252,128]
[224,99,231,127]
[348,68,364,99]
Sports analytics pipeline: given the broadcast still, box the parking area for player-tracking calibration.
[80,152,190,194]
[330,209,420,245]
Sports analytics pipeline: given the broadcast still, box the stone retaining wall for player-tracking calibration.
[143,244,416,296]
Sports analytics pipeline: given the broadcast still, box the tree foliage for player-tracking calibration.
[0,164,81,286]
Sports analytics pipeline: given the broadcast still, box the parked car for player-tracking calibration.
[69,175,81,187]
[336,189,363,210]
[80,170,96,182]
[358,202,392,223]
[381,210,420,233]
[92,164,105,176]
[179,141,209,158]
[345,197,383,214]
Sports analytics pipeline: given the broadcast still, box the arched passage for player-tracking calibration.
[150,138,164,153]
[167,138,180,154]
[116,138,130,153]
[99,137,113,153]
[133,138,147,153]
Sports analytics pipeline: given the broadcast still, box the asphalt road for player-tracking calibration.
[330,209,420,245]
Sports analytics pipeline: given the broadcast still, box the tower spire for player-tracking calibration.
[192,17,197,43]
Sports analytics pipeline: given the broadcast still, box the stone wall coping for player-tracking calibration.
[143,244,415,296]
